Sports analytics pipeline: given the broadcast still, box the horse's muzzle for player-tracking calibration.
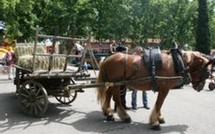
[193,81,206,92]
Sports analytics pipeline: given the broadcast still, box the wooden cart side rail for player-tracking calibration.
[19,71,91,79]
[67,76,183,89]
[14,62,77,73]
[38,34,88,42]
[35,53,82,58]
[13,64,33,73]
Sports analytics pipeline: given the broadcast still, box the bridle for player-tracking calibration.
[188,56,213,84]
[189,67,210,84]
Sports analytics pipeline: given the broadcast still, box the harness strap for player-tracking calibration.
[150,49,158,91]
[204,60,213,68]
[120,52,128,95]
[171,46,191,85]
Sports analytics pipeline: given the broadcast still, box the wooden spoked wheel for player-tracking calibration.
[55,86,77,104]
[55,78,78,104]
[17,80,48,117]
[209,82,215,91]
[14,68,21,97]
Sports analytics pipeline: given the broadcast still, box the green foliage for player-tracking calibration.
[91,0,133,41]
[208,0,215,49]
[0,0,214,52]
[196,0,211,54]
[0,0,38,40]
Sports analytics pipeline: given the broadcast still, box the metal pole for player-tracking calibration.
[67,76,182,89]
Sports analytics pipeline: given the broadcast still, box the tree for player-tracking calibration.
[0,0,214,48]
[90,0,133,42]
[196,0,211,54]
[0,0,37,41]
[208,0,215,48]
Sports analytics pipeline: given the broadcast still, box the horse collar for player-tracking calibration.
[171,48,191,84]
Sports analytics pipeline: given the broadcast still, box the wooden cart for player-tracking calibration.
[14,66,83,117]
[13,27,98,117]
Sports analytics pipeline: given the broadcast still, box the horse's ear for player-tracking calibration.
[196,58,204,64]
[190,51,210,66]
[182,51,205,65]
[182,51,192,64]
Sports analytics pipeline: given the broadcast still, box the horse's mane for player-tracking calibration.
[182,51,209,66]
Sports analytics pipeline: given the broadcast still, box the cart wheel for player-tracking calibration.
[17,80,48,117]
[14,68,21,96]
[55,78,78,104]
[55,86,77,104]
[209,82,215,91]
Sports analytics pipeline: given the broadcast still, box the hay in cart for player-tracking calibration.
[14,45,66,71]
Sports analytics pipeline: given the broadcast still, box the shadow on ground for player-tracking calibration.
[0,92,188,134]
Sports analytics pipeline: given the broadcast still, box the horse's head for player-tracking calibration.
[183,51,212,92]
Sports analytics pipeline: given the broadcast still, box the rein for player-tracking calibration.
[124,51,128,80]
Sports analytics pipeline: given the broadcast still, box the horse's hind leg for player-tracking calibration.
[113,86,131,123]
[102,87,115,121]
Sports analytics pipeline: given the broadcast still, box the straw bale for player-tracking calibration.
[15,45,65,71]
[17,55,34,69]
[15,45,46,58]
[16,55,65,71]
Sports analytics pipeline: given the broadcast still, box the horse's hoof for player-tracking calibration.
[151,124,161,131]
[104,115,115,122]
[122,117,132,123]
[158,118,165,124]
[103,112,108,116]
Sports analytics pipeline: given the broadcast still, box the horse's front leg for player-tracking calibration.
[113,86,131,123]
[150,89,169,130]
[102,87,115,121]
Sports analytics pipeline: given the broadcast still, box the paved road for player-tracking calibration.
[0,68,215,134]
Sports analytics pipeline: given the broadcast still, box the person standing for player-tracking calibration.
[109,40,128,54]
[109,39,117,54]
[72,41,84,63]
[131,89,150,110]
[73,41,84,55]
[131,46,150,110]
[4,47,14,80]
[110,40,129,110]
[82,61,88,72]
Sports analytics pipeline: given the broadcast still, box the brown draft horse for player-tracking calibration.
[96,50,213,130]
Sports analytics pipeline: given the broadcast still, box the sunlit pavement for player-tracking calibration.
[0,67,215,134]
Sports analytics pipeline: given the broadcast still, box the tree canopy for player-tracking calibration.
[0,0,215,52]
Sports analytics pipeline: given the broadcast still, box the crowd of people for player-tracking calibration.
[1,36,15,80]
[3,47,14,80]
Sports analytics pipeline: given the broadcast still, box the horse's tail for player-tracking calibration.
[96,61,107,105]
